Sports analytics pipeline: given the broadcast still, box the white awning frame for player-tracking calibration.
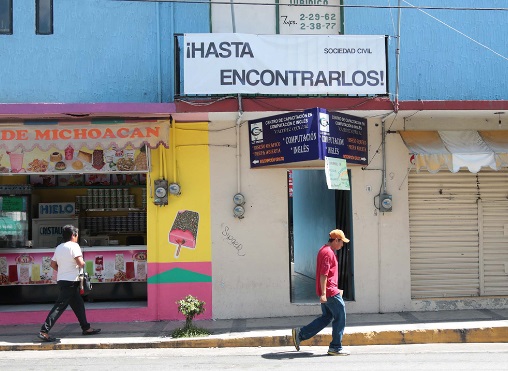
[400,130,508,173]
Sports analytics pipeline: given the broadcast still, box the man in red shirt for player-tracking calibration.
[292,229,350,356]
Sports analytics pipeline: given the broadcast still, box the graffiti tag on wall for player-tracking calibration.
[221,224,246,256]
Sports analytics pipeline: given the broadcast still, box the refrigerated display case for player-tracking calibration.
[0,195,31,249]
[0,186,148,304]
[32,217,79,248]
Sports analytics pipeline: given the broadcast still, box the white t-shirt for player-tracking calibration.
[52,241,82,282]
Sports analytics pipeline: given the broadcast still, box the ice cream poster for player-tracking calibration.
[0,146,148,175]
[169,210,200,258]
[0,253,55,285]
[0,249,147,285]
[325,156,350,190]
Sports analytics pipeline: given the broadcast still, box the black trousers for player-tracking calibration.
[40,280,90,333]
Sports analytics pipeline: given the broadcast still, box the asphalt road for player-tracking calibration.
[1,343,508,370]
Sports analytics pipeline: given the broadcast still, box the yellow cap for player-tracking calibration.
[329,229,350,243]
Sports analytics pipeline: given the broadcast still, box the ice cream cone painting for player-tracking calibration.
[169,210,200,258]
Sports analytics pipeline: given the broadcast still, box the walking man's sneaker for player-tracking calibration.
[291,327,301,351]
[327,348,350,356]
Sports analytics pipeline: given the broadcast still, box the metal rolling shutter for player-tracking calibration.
[408,170,480,298]
[477,170,508,296]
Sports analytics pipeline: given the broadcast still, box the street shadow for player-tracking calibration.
[262,351,328,360]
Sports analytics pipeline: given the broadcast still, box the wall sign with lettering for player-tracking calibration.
[278,0,342,35]
[38,203,76,219]
[248,108,368,168]
[183,33,387,95]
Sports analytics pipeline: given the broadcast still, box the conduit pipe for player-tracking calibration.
[381,120,387,194]
[236,94,243,193]
[172,118,177,183]
[162,142,168,181]
[394,0,402,112]
[230,0,236,33]
[159,141,164,180]
[156,2,162,103]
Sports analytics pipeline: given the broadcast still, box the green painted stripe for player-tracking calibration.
[147,267,212,284]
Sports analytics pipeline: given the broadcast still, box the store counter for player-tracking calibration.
[0,246,147,304]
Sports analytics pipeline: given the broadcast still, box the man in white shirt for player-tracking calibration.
[38,225,101,342]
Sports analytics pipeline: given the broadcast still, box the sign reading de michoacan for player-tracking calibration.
[184,33,388,95]
[249,108,368,168]
[0,121,169,152]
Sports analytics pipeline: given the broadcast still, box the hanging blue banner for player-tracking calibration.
[325,111,368,165]
[249,108,367,168]
[249,108,322,168]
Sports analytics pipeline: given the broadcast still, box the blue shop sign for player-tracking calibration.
[249,108,367,168]
[326,111,368,165]
[38,202,76,218]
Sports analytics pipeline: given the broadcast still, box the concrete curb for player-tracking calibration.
[2,326,507,351]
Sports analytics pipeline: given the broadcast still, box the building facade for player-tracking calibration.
[0,0,507,325]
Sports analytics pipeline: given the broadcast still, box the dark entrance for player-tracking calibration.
[289,169,354,303]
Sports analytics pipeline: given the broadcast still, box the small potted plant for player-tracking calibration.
[171,295,211,338]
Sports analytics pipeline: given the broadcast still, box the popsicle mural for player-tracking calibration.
[169,210,200,258]
[147,122,212,320]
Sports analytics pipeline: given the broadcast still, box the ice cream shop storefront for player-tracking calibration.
[0,118,213,325]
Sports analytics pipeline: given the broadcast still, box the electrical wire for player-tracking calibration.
[175,125,237,132]
[176,95,236,106]
[398,162,414,191]
[363,111,397,169]
[403,0,508,61]
[239,95,381,112]
[115,0,508,12]
[388,0,397,36]
[178,93,386,116]
[175,144,237,148]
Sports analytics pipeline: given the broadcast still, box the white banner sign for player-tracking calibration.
[183,33,387,95]
[325,156,350,190]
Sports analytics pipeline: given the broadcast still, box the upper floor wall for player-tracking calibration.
[211,0,507,101]
[1,0,210,104]
[1,0,506,104]
[344,0,507,101]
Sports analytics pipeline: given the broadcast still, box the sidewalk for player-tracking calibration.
[1,309,508,351]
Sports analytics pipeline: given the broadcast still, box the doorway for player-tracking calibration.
[289,169,354,303]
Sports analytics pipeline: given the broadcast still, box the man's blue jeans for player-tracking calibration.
[299,294,346,351]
